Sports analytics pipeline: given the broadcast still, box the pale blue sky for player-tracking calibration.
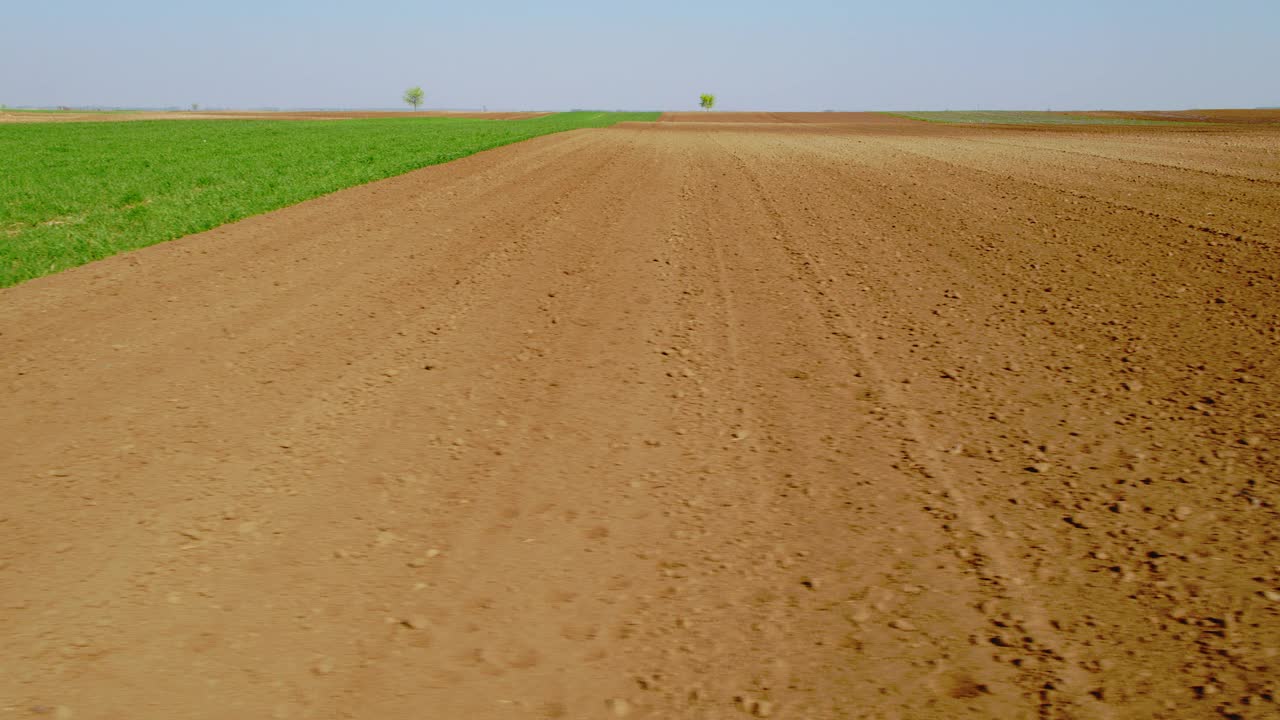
[4,0,1278,111]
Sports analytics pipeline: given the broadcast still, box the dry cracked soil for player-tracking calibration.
[2,112,1279,719]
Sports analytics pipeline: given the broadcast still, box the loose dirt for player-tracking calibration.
[658,112,921,127]
[1075,109,1280,125]
[2,114,1278,719]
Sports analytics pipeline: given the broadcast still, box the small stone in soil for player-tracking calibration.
[402,615,429,630]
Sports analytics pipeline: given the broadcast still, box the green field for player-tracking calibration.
[890,111,1199,126]
[0,112,659,288]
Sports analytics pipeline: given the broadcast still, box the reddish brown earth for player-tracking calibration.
[660,110,1280,131]
[658,112,917,126]
[0,110,549,123]
[2,115,1279,719]
[1076,109,1280,125]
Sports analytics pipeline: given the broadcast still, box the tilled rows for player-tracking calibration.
[2,114,1277,719]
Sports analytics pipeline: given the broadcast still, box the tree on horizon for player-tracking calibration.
[404,86,425,111]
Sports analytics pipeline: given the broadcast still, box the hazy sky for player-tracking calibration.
[4,0,1278,111]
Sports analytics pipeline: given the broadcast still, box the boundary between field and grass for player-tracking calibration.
[0,112,659,288]
[887,110,1207,126]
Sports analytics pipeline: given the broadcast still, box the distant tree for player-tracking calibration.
[191,103,199,112]
[699,93,716,111]
[404,86,425,111]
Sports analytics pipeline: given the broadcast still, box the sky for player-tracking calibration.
[3,0,1278,111]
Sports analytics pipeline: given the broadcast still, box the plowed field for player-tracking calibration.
[1077,109,1280,125]
[3,113,1278,719]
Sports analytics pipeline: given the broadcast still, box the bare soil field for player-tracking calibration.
[2,115,1279,719]
[0,110,549,124]
[1077,109,1280,125]
[659,111,915,126]
[660,110,1280,131]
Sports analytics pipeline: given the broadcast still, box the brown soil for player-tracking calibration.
[1076,109,1280,124]
[3,116,1279,719]
[660,110,1280,130]
[0,110,549,124]
[659,111,914,126]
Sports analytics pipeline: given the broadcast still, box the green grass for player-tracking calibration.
[889,111,1200,126]
[0,111,659,287]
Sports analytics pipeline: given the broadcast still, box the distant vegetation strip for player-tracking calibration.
[889,111,1202,126]
[2,108,133,114]
[0,112,659,287]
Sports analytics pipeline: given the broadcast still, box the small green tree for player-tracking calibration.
[699,93,716,111]
[404,86,425,111]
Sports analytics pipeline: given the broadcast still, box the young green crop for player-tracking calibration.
[0,111,660,288]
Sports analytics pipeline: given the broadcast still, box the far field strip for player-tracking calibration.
[0,109,555,123]
[890,110,1208,126]
[0,112,658,287]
